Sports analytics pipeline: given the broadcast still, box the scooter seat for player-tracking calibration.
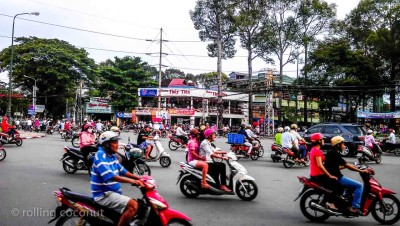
[67,147,83,155]
[61,188,96,206]
[60,187,121,221]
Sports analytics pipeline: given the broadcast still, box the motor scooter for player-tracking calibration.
[229,143,260,160]
[357,143,382,164]
[281,141,309,168]
[177,152,258,201]
[295,163,400,225]
[145,134,171,167]
[0,127,23,146]
[0,145,6,161]
[168,134,187,151]
[378,139,400,156]
[270,143,284,162]
[48,176,192,226]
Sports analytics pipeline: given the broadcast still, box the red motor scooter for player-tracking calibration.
[295,164,400,225]
[48,176,192,226]
[230,143,260,160]
[168,134,187,151]
[0,127,23,146]
[281,141,309,168]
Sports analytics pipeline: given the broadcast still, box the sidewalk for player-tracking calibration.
[18,131,46,139]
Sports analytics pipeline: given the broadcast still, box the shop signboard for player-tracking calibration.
[86,97,112,113]
[133,109,151,115]
[140,89,158,97]
[116,112,133,118]
[35,105,45,113]
[168,108,195,115]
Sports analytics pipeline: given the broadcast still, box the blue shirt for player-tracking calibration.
[91,147,127,201]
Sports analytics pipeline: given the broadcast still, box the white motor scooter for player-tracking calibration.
[146,134,171,167]
[177,151,258,201]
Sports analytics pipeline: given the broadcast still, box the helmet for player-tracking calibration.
[284,126,290,132]
[331,136,345,146]
[367,129,373,134]
[200,125,206,131]
[144,124,150,129]
[310,133,324,143]
[189,128,199,137]
[240,124,246,130]
[110,126,120,132]
[204,129,215,139]
[99,131,121,145]
[291,124,298,129]
[277,127,283,133]
[83,123,92,131]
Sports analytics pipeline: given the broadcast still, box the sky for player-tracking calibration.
[0,0,361,83]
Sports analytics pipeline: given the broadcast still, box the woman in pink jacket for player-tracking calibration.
[79,124,97,158]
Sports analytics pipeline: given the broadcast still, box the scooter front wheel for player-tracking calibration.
[236,180,258,201]
[168,141,179,151]
[371,194,400,225]
[258,145,264,157]
[160,156,171,167]
[15,138,23,146]
[394,148,400,156]
[0,149,6,161]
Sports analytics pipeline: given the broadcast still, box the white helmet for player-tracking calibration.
[98,131,121,145]
[277,127,284,132]
[367,129,373,134]
[110,126,120,132]
[284,126,290,132]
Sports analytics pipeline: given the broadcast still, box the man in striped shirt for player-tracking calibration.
[91,131,144,226]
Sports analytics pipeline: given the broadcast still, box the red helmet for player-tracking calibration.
[310,133,324,143]
[83,123,92,131]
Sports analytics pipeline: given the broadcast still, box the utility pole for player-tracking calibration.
[158,28,163,117]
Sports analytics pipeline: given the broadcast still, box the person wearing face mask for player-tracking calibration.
[80,123,98,160]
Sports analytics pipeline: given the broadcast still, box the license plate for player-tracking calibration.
[356,152,363,157]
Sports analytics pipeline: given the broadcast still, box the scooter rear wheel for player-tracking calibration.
[55,214,90,226]
[299,189,330,222]
[394,148,400,156]
[250,150,259,160]
[180,175,200,199]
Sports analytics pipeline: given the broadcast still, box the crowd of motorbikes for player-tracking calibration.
[2,120,399,225]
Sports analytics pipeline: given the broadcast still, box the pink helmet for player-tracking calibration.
[204,129,215,139]
[83,123,92,131]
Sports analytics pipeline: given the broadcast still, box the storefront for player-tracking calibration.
[85,97,114,121]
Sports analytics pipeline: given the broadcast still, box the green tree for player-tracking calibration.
[230,0,269,122]
[296,0,336,122]
[255,0,301,122]
[190,0,237,128]
[197,72,229,89]
[164,68,186,79]
[0,37,97,118]
[96,56,157,111]
[346,0,400,113]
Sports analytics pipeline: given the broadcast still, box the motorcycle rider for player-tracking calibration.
[137,124,153,159]
[187,128,210,188]
[245,125,259,148]
[309,132,339,210]
[290,124,307,160]
[91,131,144,226]
[79,123,97,160]
[237,124,253,156]
[1,116,15,141]
[324,136,369,214]
[281,126,302,162]
[275,127,283,145]
[365,129,381,155]
[175,124,188,146]
[384,128,398,150]
[199,129,231,192]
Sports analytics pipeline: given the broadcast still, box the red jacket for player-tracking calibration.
[1,119,11,133]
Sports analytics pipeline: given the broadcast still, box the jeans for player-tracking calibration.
[339,176,363,209]
[299,145,307,159]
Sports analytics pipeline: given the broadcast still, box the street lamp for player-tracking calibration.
[23,75,37,116]
[7,11,40,118]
